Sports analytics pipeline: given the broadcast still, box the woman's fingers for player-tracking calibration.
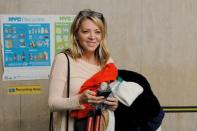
[83,90,104,104]
[85,90,96,96]
[80,90,119,111]
[79,90,94,104]
[104,97,118,105]
[104,97,119,111]
[88,96,105,104]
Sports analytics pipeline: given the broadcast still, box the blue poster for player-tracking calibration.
[3,23,50,67]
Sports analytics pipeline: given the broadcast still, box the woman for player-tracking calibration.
[48,9,119,131]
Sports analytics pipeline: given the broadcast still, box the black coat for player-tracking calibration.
[114,70,164,131]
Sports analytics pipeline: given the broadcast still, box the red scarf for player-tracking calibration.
[70,63,118,119]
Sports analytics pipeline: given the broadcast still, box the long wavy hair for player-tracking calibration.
[63,9,110,66]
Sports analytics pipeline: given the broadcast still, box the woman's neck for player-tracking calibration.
[81,53,99,65]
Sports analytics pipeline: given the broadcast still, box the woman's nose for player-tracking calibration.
[89,32,95,39]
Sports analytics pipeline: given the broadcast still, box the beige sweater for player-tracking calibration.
[48,53,113,131]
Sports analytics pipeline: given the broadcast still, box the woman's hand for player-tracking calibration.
[104,96,119,111]
[79,90,105,105]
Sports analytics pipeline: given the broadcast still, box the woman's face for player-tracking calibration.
[77,19,102,54]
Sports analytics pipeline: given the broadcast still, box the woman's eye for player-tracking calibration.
[82,30,88,33]
[95,31,101,34]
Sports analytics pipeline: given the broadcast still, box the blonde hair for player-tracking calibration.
[64,9,110,66]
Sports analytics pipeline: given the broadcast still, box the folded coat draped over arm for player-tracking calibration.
[115,69,164,131]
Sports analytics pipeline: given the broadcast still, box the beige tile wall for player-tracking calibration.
[0,0,197,130]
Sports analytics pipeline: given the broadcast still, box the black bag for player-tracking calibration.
[49,53,70,131]
[114,70,165,131]
[74,117,87,131]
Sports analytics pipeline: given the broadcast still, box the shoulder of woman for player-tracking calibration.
[54,53,72,64]
[106,57,115,64]
[55,53,67,60]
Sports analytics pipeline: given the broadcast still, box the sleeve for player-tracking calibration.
[48,53,83,111]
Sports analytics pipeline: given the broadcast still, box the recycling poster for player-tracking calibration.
[54,16,73,54]
[1,15,74,80]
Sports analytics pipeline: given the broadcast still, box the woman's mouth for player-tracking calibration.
[87,41,97,46]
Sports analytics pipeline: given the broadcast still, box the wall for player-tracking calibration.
[0,0,197,130]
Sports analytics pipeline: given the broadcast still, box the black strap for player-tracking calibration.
[49,112,53,131]
[49,53,70,131]
[65,53,70,131]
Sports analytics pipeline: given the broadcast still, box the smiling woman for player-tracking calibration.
[48,9,118,131]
